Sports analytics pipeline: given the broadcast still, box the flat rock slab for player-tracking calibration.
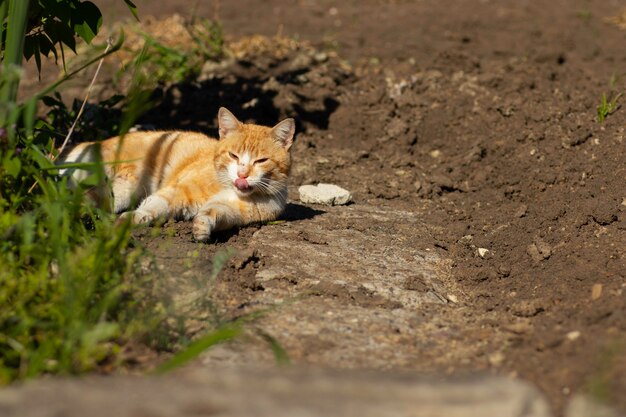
[299,183,353,205]
[200,204,475,369]
[0,366,551,417]
[248,203,456,309]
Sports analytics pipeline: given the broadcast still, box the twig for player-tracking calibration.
[52,37,114,161]
[28,37,113,194]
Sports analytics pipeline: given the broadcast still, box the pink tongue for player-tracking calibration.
[234,178,250,190]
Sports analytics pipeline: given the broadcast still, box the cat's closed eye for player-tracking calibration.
[228,152,239,161]
[254,158,269,164]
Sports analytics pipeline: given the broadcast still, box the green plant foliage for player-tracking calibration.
[155,324,242,374]
[1,0,29,107]
[0,0,136,74]
[1,0,284,382]
[127,18,225,87]
[596,92,622,123]
[0,111,170,381]
[0,0,171,383]
[187,16,224,61]
[122,0,138,21]
[41,91,125,142]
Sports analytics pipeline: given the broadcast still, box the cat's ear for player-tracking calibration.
[271,118,295,150]
[218,107,242,139]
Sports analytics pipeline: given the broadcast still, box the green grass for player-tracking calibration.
[156,324,243,374]
[596,92,622,123]
[0,76,168,382]
[122,16,225,87]
[0,190,165,381]
[0,0,165,382]
[1,2,287,382]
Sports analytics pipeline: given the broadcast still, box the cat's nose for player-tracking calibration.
[237,169,249,179]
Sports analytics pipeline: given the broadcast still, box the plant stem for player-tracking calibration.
[0,0,30,115]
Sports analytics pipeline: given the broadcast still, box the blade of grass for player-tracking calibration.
[257,330,290,365]
[42,158,142,171]
[0,0,29,102]
[155,324,242,374]
[0,0,29,126]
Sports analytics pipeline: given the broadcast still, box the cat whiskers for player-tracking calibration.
[217,171,232,188]
[256,178,286,196]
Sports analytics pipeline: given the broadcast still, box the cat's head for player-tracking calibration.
[214,107,294,197]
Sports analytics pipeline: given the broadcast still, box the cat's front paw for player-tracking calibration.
[192,215,213,242]
[118,210,153,225]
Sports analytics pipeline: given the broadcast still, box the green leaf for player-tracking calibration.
[78,173,104,188]
[44,19,77,53]
[36,33,56,59]
[42,95,64,108]
[23,36,36,61]
[33,37,42,76]
[72,1,102,44]
[27,143,54,169]
[123,0,139,21]
[81,322,119,347]
[41,0,73,23]
[99,94,125,107]
[3,157,22,178]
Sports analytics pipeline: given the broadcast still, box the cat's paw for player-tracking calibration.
[118,210,153,225]
[192,215,213,242]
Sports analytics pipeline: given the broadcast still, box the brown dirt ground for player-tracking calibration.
[22,1,626,416]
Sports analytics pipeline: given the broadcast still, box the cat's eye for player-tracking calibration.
[228,152,239,161]
[254,158,269,164]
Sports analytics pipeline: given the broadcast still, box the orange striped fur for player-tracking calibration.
[62,108,295,241]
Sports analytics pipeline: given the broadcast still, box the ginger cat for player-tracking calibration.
[62,108,295,241]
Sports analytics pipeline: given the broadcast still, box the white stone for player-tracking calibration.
[478,248,490,258]
[566,331,581,341]
[299,183,353,206]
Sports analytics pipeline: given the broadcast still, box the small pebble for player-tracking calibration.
[566,331,581,341]
[514,204,528,218]
[459,235,473,244]
[591,283,603,300]
[313,52,328,63]
[478,248,490,258]
[498,265,511,277]
[488,352,505,367]
[503,321,532,335]
[527,241,550,262]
